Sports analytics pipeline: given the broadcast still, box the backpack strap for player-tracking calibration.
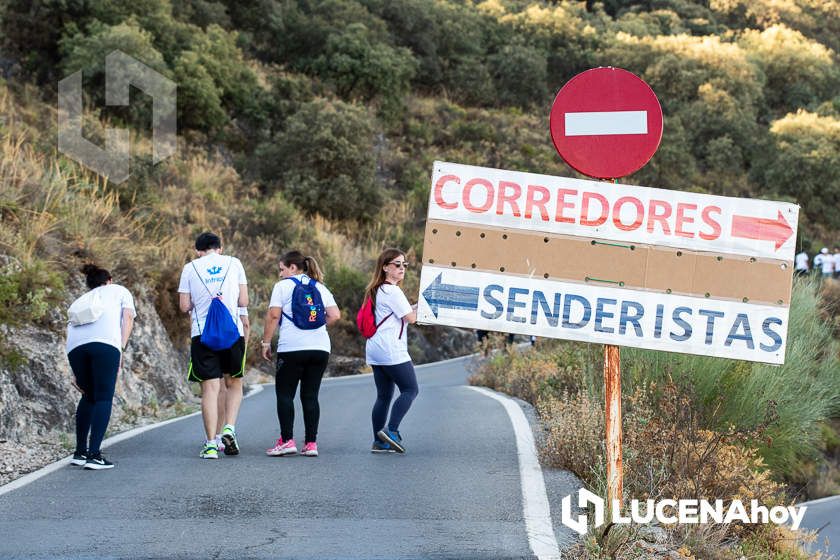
[376,312,393,329]
[190,257,233,333]
[280,276,305,325]
[190,257,233,297]
[371,289,403,339]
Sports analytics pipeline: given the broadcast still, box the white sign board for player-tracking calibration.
[418,266,788,364]
[429,161,799,261]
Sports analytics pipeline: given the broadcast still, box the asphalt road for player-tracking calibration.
[0,355,580,559]
[798,495,840,558]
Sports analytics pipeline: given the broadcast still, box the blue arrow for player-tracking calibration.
[422,273,480,319]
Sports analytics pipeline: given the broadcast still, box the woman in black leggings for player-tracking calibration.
[261,251,340,457]
[364,248,419,453]
[65,264,135,469]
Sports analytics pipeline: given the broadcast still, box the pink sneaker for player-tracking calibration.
[301,442,318,457]
[266,437,297,456]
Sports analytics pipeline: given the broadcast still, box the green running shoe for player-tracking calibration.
[200,441,219,459]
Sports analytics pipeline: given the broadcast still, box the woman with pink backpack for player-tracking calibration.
[359,248,418,453]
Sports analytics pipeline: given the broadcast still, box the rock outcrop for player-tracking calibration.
[0,284,194,443]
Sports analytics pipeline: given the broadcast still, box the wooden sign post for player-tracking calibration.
[604,344,622,506]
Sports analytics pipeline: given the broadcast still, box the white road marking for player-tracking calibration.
[565,111,648,136]
[468,386,562,560]
[0,385,263,497]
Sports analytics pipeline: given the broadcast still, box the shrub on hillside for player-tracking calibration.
[262,98,383,222]
[312,23,417,119]
[488,43,548,108]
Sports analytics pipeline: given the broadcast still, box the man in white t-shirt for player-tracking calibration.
[794,250,809,277]
[814,247,834,278]
[178,232,249,459]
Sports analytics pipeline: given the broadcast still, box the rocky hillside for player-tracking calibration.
[0,271,194,481]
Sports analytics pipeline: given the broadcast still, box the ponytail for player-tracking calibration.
[279,250,323,283]
[302,256,323,283]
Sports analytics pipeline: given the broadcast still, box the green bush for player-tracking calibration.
[759,111,840,233]
[312,23,417,119]
[623,279,840,478]
[325,265,368,312]
[265,98,382,222]
[488,43,548,108]
[0,261,65,325]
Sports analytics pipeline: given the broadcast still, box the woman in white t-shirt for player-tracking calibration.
[65,264,136,470]
[365,248,418,453]
[261,251,340,457]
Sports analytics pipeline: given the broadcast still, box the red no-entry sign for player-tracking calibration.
[549,67,663,180]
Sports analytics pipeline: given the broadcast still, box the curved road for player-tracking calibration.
[0,356,580,559]
[798,495,840,558]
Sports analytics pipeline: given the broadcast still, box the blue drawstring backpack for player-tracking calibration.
[192,259,239,350]
[281,276,327,330]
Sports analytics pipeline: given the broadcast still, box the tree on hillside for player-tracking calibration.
[255,98,382,222]
[759,111,840,234]
[312,22,416,119]
[739,25,840,116]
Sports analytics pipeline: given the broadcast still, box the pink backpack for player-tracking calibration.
[356,296,403,339]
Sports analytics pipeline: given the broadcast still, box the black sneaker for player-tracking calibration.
[70,452,88,466]
[84,454,114,470]
[220,427,239,456]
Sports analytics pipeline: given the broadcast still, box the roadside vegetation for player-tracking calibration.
[470,278,840,559]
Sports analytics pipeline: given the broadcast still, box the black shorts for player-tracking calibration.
[188,336,246,382]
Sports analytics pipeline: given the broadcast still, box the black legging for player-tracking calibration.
[275,350,330,443]
[67,342,121,456]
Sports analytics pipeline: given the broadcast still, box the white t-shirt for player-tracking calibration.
[365,283,412,366]
[66,284,136,353]
[269,274,337,353]
[821,253,835,275]
[178,252,247,338]
[794,252,809,271]
[832,253,840,273]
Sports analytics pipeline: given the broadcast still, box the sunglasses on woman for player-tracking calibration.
[388,261,410,269]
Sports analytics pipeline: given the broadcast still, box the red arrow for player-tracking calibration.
[730,210,793,250]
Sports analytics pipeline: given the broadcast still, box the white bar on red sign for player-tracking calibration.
[417,265,788,364]
[429,161,799,261]
[564,111,648,136]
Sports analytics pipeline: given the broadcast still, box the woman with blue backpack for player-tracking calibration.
[261,251,340,457]
[359,248,418,453]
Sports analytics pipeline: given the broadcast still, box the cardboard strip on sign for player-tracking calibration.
[429,161,800,262]
[422,220,792,306]
[417,265,788,364]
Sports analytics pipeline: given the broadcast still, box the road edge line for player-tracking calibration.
[796,494,840,507]
[468,386,561,560]
[321,353,479,383]
[0,385,264,497]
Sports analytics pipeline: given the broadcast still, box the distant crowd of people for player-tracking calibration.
[795,247,840,279]
[64,232,419,469]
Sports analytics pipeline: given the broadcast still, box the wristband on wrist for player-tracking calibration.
[261,341,271,347]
